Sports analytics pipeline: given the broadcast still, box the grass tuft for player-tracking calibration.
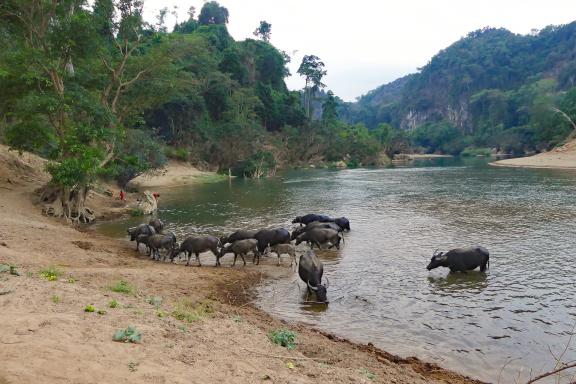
[113,326,142,343]
[84,304,96,312]
[110,280,134,294]
[171,299,214,323]
[51,295,61,304]
[108,299,119,308]
[40,266,62,281]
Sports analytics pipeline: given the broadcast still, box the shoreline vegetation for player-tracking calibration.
[0,147,484,384]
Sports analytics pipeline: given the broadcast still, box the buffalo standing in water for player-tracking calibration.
[298,250,329,303]
[427,246,490,273]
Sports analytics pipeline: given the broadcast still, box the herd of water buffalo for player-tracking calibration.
[127,213,490,303]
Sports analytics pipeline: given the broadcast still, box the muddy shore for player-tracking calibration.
[0,146,482,384]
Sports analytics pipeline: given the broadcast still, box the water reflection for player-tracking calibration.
[427,271,488,293]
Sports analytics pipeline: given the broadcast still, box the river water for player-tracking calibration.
[98,158,576,383]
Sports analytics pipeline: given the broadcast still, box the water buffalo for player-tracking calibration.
[147,234,176,261]
[427,247,490,273]
[334,217,351,231]
[171,236,220,266]
[220,230,257,246]
[269,243,297,267]
[149,218,164,233]
[128,224,156,249]
[218,239,258,266]
[292,214,333,226]
[295,228,342,250]
[299,250,328,303]
[253,228,291,262]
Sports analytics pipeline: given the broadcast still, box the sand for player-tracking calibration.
[0,145,482,384]
[491,139,576,169]
[127,161,225,189]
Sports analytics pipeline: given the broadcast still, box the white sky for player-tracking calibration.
[142,0,575,101]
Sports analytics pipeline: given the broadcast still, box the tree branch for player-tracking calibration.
[527,362,576,383]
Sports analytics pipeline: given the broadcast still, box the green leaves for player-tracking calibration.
[269,329,297,350]
[113,326,142,343]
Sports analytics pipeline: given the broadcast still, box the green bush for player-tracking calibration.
[269,329,297,350]
[164,146,189,161]
[461,147,492,157]
[84,304,96,312]
[109,299,119,308]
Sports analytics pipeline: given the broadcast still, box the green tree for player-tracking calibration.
[322,91,338,122]
[297,55,327,118]
[198,1,229,25]
[253,21,272,42]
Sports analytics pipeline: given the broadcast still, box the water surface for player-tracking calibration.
[99,159,576,383]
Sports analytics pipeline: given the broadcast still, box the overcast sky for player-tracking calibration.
[142,0,575,101]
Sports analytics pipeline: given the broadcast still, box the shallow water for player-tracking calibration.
[99,158,576,383]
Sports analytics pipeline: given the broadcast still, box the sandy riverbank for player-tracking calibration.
[127,161,228,189]
[0,147,482,384]
[491,139,576,169]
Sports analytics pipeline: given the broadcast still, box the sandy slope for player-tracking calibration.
[0,145,482,384]
[491,138,576,169]
[127,161,223,189]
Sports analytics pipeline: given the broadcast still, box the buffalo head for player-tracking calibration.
[427,249,447,270]
[307,278,329,303]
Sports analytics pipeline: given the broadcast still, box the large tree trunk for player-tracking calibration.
[39,184,95,224]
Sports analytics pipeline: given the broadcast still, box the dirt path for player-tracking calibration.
[0,146,482,384]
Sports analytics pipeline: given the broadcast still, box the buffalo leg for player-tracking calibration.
[240,253,246,266]
[232,253,237,266]
[195,252,202,266]
[185,251,191,266]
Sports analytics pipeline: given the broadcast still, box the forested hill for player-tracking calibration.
[341,23,576,154]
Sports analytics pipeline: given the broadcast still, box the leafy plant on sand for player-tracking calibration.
[113,326,142,343]
[171,299,214,323]
[110,280,134,294]
[268,329,297,350]
[84,304,96,312]
[51,295,61,304]
[359,367,376,381]
[109,299,119,308]
[40,266,62,281]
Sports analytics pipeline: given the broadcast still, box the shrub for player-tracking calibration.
[97,309,107,315]
[164,146,189,161]
[109,299,119,308]
[84,304,96,312]
[461,146,492,157]
[40,266,62,281]
[269,329,297,350]
[113,326,142,343]
[110,280,134,294]
[146,296,163,307]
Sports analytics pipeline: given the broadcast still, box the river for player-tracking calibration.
[98,158,576,383]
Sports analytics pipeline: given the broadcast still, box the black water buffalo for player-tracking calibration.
[292,214,333,226]
[149,218,164,233]
[128,224,156,249]
[171,236,220,266]
[253,228,291,260]
[298,250,328,303]
[333,217,351,231]
[427,246,490,273]
[218,238,259,266]
[220,230,257,245]
[295,228,342,250]
[290,222,343,243]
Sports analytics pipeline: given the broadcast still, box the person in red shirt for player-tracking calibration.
[119,190,126,202]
